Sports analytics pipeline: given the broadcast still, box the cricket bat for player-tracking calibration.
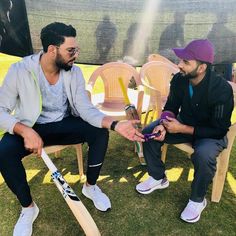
[41,149,101,236]
[118,77,145,165]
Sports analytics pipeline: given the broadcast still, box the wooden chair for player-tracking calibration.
[87,62,144,120]
[228,81,236,104]
[147,53,178,69]
[140,61,179,107]
[141,80,162,127]
[161,81,236,202]
[135,81,162,163]
[44,144,85,179]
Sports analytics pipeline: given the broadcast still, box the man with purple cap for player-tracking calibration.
[136,39,234,223]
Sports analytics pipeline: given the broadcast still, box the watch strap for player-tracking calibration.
[110,120,119,131]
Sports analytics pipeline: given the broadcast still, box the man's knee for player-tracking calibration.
[91,127,109,145]
[192,144,217,170]
[142,126,152,135]
[0,141,11,156]
[0,134,27,163]
[142,120,160,135]
[97,128,109,140]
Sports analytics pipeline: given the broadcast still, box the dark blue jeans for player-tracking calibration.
[0,116,109,207]
[142,120,228,202]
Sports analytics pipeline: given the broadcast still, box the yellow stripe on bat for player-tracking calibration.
[118,77,130,105]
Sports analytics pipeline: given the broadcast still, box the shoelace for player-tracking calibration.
[186,201,202,214]
[92,186,104,199]
[146,177,162,188]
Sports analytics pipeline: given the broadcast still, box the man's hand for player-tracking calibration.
[152,124,166,141]
[115,120,144,142]
[13,123,43,156]
[162,116,194,135]
[22,127,43,156]
[162,116,183,133]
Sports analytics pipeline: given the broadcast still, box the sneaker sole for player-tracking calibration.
[82,188,111,212]
[33,207,39,222]
[136,180,169,195]
[30,205,40,235]
[180,199,207,223]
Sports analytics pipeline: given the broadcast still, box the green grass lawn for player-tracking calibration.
[0,53,235,235]
[0,133,235,236]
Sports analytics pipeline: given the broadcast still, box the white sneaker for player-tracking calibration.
[13,202,39,236]
[136,176,169,194]
[82,184,111,212]
[180,198,207,223]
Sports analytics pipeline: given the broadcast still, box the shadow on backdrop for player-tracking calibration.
[95,15,117,64]
[207,12,236,80]
[158,11,185,61]
[123,23,138,58]
[123,22,149,65]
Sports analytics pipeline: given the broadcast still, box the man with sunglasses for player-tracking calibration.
[136,39,234,223]
[0,22,144,236]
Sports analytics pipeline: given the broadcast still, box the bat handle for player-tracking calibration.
[118,77,130,104]
[41,149,57,173]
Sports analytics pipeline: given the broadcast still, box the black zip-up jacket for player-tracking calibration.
[164,70,234,139]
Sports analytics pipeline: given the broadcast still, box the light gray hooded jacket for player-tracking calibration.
[0,52,105,138]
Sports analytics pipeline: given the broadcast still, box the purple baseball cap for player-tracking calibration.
[172,39,214,64]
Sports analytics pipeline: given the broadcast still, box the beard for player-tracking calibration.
[55,53,74,71]
[180,65,199,80]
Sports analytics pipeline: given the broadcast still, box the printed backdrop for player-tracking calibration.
[1,0,236,65]
[0,0,32,56]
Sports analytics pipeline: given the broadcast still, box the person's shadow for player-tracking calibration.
[123,23,138,58]
[158,12,185,60]
[207,12,236,80]
[122,22,149,65]
[95,15,117,64]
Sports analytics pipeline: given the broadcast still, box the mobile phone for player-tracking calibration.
[144,131,161,141]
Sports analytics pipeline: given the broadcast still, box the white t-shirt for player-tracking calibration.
[36,67,69,124]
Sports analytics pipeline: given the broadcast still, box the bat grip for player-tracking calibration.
[41,149,58,173]
[134,123,142,131]
[118,77,130,104]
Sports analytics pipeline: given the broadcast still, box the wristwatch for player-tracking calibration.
[110,120,119,131]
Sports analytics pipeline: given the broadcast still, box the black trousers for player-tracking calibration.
[142,120,228,202]
[0,116,109,207]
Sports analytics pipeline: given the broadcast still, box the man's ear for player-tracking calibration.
[47,45,57,55]
[199,63,207,73]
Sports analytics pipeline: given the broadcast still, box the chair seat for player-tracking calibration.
[44,145,70,154]
[91,88,141,120]
[173,143,194,155]
[97,101,126,110]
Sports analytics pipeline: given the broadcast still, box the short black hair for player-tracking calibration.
[40,22,76,52]
[197,60,212,72]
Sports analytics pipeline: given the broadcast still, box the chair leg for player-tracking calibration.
[75,144,85,180]
[55,151,61,158]
[211,151,230,202]
[134,142,146,165]
[161,144,168,163]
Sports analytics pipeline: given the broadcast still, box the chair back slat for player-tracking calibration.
[140,61,179,100]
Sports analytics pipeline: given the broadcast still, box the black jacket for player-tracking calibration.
[164,70,234,139]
